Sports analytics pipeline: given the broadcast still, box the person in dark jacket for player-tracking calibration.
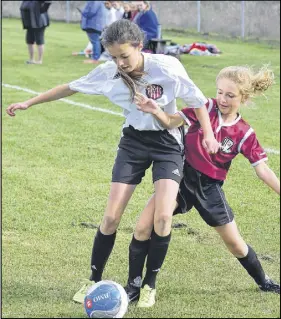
[20,1,51,64]
[135,1,159,49]
[122,2,132,20]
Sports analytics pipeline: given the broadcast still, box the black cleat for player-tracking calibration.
[124,282,141,302]
[259,277,280,294]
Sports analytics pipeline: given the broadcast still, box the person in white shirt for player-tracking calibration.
[104,0,117,26]
[111,1,125,20]
[6,19,220,304]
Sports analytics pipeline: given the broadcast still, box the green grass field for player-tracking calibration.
[2,18,280,318]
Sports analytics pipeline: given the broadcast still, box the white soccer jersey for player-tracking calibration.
[69,53,207,133]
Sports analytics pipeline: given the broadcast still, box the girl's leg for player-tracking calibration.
[27,44,34,62]
[130,194,155,281]
[125,195,155,301]
[215,220,248,257]
[142,179,179,289]
[134,194,156,241]
[91,32,101,60]
[73,182,136,304]
[36,28,45,64]
[215,220,278,290]
[84,32,101,63]
[37,45,44,64]
[26,29,35,63]
[90,182,137,282]
[137,179,178,307]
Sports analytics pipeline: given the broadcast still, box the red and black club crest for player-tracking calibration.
[220,137,234,153]
[145,84,163,100]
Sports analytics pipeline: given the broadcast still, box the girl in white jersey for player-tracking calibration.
[6,19,220,304]
[127,65,280,307]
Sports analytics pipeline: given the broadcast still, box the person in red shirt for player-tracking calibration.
[125,65,280,307]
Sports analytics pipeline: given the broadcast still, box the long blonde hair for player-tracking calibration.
[216,65,274,103]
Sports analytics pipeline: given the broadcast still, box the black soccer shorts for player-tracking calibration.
[174,162,234,227]
[112,125,184,185]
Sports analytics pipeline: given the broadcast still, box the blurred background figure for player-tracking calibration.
[135,1,159,49]
[112,1,124,20]
[20,0,52,64]
[72,41,93,58]
[131,1,142,23]
[81,1,107,64]
[122,2,132,20]
[129,1,139,21]
[104,1,117,26]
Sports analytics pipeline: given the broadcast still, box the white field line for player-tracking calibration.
[2,83,124,117]
[2,83,280,156]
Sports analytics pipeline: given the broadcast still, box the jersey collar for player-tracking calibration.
[215,109,241,133]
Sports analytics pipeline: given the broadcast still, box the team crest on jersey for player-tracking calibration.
[145,84,163,100]
[220,137,234,153]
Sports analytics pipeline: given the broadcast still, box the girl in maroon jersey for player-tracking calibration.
[125,65,280,307]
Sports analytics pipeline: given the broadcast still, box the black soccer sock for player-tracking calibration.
[142,230,171,289]
[237,244,266,286]
[89,227,116,282]
[128,235,150,286]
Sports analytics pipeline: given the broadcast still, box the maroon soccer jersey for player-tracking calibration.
[178,98,268,180]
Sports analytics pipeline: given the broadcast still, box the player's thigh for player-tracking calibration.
[105,182,137,218]
[154,178,179,216]
[101,183,137,235]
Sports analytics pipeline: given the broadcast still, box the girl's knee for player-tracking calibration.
[154,214,172,234]
[134,226,152,241]
[102,215,120,232]
[226,241,248,258]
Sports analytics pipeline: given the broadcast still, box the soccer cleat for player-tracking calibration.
[259,276,280,294]
[72,279,95,304]
[137,285,156,308]
[124,282,141,302]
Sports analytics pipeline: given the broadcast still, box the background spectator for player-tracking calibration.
[135,1,159,49]
[81,1,107,64]
[130,1,139,21]
[20,0,51,64]
[112,1,124,20]
[122,2,132,20]
[104,1,117,26]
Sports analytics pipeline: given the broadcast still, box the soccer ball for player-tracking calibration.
[84,280,129,318]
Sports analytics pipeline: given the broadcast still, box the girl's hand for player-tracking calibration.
[6,102,30,117]
[202,135,221,154]
[134,93,161,114]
